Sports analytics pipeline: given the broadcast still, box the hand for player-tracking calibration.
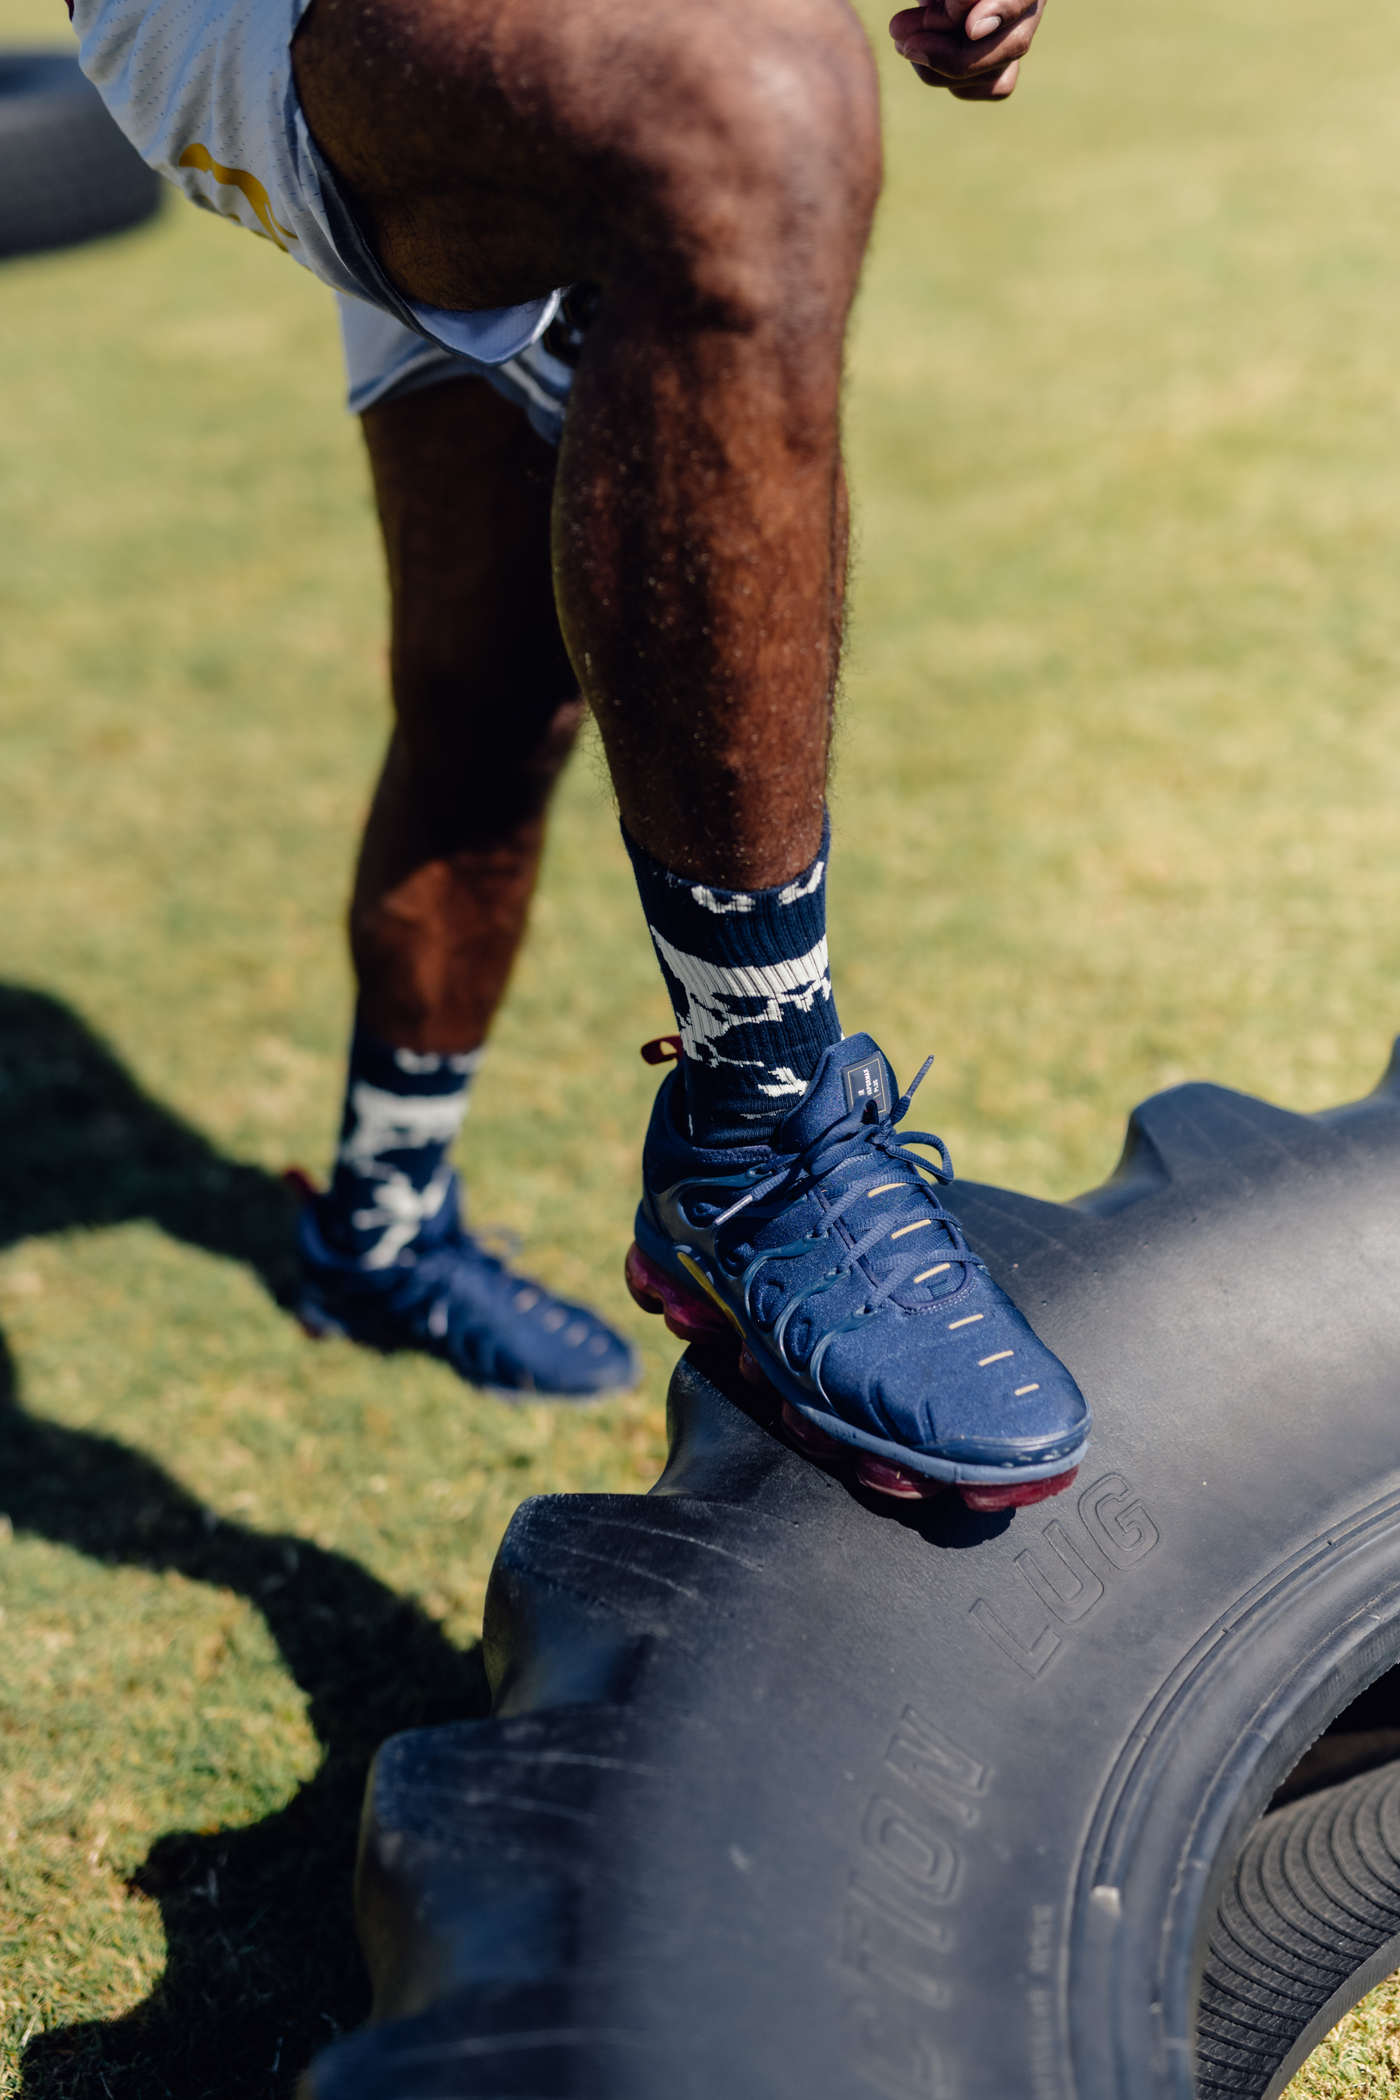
[887,0,1047,100]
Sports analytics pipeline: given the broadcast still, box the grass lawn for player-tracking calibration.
[2,0,1400,2092]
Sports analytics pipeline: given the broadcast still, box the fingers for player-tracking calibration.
[914,57,1021,99]
[943,0,1032,32]
[947,56,1020,98]
[944,0,1043,30]
[889,0,1045,96]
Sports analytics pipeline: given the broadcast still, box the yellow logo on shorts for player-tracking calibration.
[177,145,298,250]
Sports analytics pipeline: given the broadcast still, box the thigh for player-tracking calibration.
[291,0,877,315]
[292,0,636,311]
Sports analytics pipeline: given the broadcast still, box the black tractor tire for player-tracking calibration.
[306,1048,1400,2100]
[0,49,161,260]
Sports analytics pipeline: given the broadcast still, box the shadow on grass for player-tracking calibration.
[0,984,491,2098]
[0,981,300,1299]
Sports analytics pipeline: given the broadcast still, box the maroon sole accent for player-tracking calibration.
[624,1241,733,1345]
[738,1345,772,1389]
[283,1165,319,1205]
[959,1467,1079,1513]
[294,1299,345,1342]
[783,1401,947,1500]
[780,1398,846,1459]
[855,1455,949,1502]
[781,1401,1076,1511]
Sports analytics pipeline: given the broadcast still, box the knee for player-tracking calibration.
[592,7,883,325]
[390,690,585,847]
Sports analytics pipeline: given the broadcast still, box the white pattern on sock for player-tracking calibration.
[689,885,756,916]
[757,1066,809,1097]
[350,1159,455,1270]
[392,1045,485,1077]
[777,859,825,905]
[647,928,832,1066]
[337,1080,469,1176]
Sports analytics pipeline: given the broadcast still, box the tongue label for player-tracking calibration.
[842,1056,891,1118]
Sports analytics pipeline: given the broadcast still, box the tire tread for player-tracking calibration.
[1198,1760,1400,2097]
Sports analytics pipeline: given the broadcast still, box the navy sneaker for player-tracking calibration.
[625,1034,1090,1508]
[289,1167,638,1399]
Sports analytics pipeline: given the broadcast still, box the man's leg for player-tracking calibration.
[293,0,875,890]
[294,0,1091,1497]
[351,375,579,1053]
[294,373,637,1396]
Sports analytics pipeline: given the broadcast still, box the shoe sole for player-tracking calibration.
[625,1239,1079,1513]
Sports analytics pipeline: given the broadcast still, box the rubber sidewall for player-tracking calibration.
[0,50,161,259]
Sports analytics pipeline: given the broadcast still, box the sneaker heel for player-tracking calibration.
[624,1243,733,1344]
[294,1296,347,1342]
[959,1467,1079,1513]
[283,1165,321,1204]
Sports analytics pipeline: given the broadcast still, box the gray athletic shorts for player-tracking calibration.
[72,0,575,445]
[336,296,573,447]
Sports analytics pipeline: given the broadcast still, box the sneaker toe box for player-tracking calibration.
[819,1287,1090,1470]
[504,1299,640,1396]
[453,1279,640,1397]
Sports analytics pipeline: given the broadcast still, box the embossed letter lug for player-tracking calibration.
[1078,1473,1161,1568]
[970,1475,1160,1678]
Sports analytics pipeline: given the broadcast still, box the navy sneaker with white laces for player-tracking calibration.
[290,1167,638,1399]
[626,1034,1090,1508]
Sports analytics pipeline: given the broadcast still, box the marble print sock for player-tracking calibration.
[625,814,843,1147]
[321,1016,482,1268]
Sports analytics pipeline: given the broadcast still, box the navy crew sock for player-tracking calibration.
[624,815,843,1148]
[320,1015,482,1268]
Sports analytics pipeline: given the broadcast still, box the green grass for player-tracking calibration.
[2,0,1400,2091]
[1285,1973,1400,2095]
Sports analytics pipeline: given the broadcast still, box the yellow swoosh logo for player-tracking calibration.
[677,1252,744,1335]
[177,145,297,249]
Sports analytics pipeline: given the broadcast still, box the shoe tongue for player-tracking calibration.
[774,1034,898,1152]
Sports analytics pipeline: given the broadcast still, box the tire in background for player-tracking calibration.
[0,50,161,260]
[1200,1757,1400,2099]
